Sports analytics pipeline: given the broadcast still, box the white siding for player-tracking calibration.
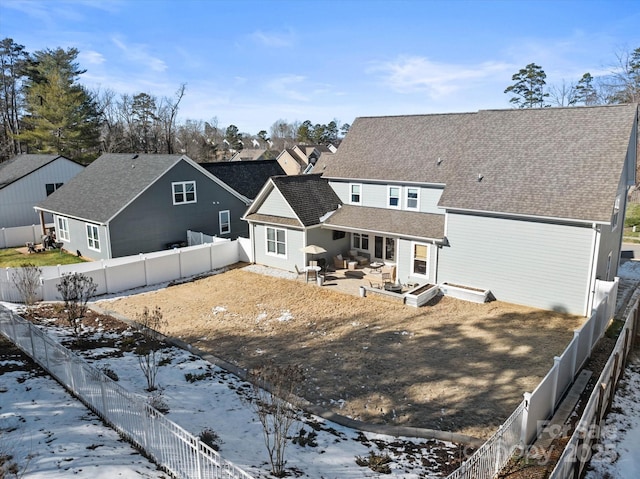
[0,159,84,228]
[438,213,594,315]
[257,189,297,219]
[252,223,304,272]
[328,180,443,214]
[397,238,437,285]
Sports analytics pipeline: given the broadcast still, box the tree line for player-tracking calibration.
[1,37,637,164]
[0,38,350,163]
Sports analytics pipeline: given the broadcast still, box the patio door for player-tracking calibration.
[374,236,395,262]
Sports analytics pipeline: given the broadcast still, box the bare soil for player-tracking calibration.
[95,268,584,440]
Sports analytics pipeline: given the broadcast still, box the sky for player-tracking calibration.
[0,0,639,135]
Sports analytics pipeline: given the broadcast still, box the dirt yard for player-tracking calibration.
[96,267,584,439]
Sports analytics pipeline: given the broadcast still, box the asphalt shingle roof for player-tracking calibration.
[199,160,285,200]
[324,104,639,222]
[36,153,184,223]
[0,154,70,189]
[324,205,445,241]
[270,174,342,227]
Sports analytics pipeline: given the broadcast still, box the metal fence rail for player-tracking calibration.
[0,306,255,479]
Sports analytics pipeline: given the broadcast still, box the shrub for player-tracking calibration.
[11,263,42,305]
[199,427,223,451]
[55,272,97,336]
[100,365,119,381]
[355,451,393,474]
[134,306,167,392]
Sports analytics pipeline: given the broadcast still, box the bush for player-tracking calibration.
[199,427,223,451]
[100,365,119,381]
[56,272,97,336]
[355,451,393,474]
[11,263,42,305]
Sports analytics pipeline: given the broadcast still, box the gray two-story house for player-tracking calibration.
[245,105,639,315]
[35,153,251,260]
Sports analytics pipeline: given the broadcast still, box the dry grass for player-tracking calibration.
[97,268,584,439]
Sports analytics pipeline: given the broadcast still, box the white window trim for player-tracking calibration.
[57,216,70,241]
[172,181,197,205]
[219,210,231,235]
[349,183,362,205]
[411,241,429,277]
[611,195,621,231]
[405,187,420,211]
[266,226,287,258]
[86,223,100,252]
[387,185,400,209]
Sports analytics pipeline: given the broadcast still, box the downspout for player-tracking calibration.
[584,223,600,316]
[104,223,113,259]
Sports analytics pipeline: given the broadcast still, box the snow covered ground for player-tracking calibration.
[2,258,639,479]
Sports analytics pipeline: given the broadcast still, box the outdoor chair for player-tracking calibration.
[333,254,348,269]
[381,272,393,285]
[349,249,369,266]
[26,242,37,254]
[294,265,305,280]
[368,279,382,289]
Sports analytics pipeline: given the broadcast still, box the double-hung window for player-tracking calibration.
[266,227,286,257]
[219,210,230,235]
[406,187,419,210]
[172,181,197,205]
[350,184,362,205]
[57,217,70,241]
[412,243,428,276]
[388,186,400,208]
[353,232,369,250]
[86,224,100,251]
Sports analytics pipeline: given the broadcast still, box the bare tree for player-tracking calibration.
[158,83,185,154]
[134,306,167,392]
[11,263,41,305]
[55,272,97,336]
[247,361,304,477]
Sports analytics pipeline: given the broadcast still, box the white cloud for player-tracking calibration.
[370,56,512,99]
[250,29,294,48]
[111,35,167,72]
[79,50,105,65]
[266,75,309,102]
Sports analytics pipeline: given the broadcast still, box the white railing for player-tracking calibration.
[0,305,255,479]
[445,278,619,479]
[187,230,228,246]
[1,239,252,303]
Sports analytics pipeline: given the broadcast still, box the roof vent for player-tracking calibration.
[477,174,483,182]
[437,157,442,165]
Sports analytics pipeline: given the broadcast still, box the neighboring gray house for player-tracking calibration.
[34,153,250,260]
[0,154,84,228]
[246,105,639,315]
[199,160,285,200]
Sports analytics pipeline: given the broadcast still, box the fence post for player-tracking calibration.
[551,357,561,413]
[520,392,531,445]
[178,249,183,279]
[571,330,579,378]
[102,260,109,294]
[1,227,5,249]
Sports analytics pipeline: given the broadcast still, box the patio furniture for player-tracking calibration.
[348,261,358,271]
[369,261,384,273]
[384,283,402,293]
[349,250,369,266]
[333,254,348,269]
[305,265,321,282]
[381,272,393,285]
[26,242,37,254]
[368,279,382,289]
[294,265,305,280]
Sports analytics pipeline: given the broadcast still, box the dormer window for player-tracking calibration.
[406,187,419,210]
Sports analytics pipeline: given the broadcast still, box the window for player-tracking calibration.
[172,181,197,204]
[412,243,429,276]
[57,217,69,241]
[350,184,362,204]
[86,224,100,251]
[388,186,400,208]
[46,182,63,196]
[612,195,621,230]
[219,210,230,235]
[406,187,419,210]
[374,236,395,261]
[352,233,369,250]
[266,227,286,257]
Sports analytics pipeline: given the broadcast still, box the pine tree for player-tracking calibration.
[504,63,549,108]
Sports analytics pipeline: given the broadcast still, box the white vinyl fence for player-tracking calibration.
[0,306,254,479]
[1,239,251,303]
[445,278,619,479]
[548,295,640,479]
[0,224,51,249]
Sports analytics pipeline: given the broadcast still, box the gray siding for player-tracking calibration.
[396,238,437,285]
[328,180,443,214]
[0,159,84,228]
[251,223,304,272]
[109,160,248,258]
[257,188,297,218]
[57,216,110,261]
[438,213,594,315]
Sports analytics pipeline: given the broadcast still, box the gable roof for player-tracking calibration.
[35,153,247,224]
[246,174,342,227]
[324,104,639,222]
[199,160,285,200]
[0,154,78,189]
